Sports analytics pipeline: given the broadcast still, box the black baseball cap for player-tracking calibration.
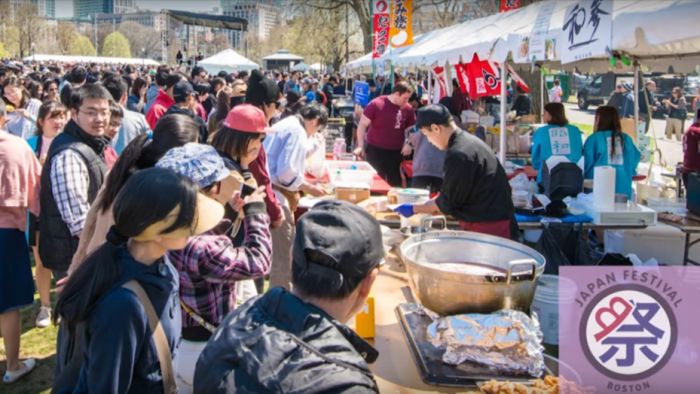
[416,104,453,129]
[173,80,196,103]
[293,200,384,290]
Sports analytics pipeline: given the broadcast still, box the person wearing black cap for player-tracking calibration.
[163,80,209,143]
[397,104,517,239]
[194,200,381,393]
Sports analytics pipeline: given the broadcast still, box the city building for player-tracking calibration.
[221,0,281,49]
[73,0,135,20]
[6,0,55,19]
[93,10,166,31]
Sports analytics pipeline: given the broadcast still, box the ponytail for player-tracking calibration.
[99,133,150,213]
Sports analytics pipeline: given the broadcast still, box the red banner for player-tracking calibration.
[499,0,521,12]
[432,66,448,103]
[372,0,391,58]
[506,64,530,93]
[454,63,470,96]
[466,54,502,99]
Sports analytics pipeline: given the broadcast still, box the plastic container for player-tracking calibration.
[530,274,577,345]
[327,160,376,188]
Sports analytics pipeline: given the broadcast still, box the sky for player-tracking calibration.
[55,1,221,18]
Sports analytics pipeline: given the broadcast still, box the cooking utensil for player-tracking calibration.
[400,215,447,237]
[399,231,546,315]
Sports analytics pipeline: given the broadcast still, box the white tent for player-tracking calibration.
[198,49,259,75]
[24,54,160,66]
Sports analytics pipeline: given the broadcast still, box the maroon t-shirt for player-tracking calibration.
[364,96,416,151]
[684,124,700,172]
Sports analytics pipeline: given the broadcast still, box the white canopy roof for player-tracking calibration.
[390,0,700,72]
[198,49,259,74]
[263,49,304,61]
[24,54,160,66]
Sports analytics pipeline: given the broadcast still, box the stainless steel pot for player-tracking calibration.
[399,231,546,315]
[400,215,447,237]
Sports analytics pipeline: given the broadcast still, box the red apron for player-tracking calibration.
[459,219,512,239]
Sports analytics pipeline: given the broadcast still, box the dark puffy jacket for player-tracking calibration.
[194,287,379,393]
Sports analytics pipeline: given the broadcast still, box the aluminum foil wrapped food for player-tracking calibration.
[426,309,545,377]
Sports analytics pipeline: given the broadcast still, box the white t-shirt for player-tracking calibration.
[549,86,562,103]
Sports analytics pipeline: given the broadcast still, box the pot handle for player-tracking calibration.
[421,215,447,232]
[505,259,537,284]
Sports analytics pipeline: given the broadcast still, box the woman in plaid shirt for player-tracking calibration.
[155,136,273,394]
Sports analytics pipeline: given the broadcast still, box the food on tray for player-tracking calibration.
[427,309,545,377]
[480,375,597,394]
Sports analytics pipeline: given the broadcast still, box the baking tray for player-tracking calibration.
[395,303,551,388]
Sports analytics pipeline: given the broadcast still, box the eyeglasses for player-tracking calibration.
[79,109,109,119]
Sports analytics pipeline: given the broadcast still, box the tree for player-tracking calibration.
[69,34,96,56]
[102,31,131,58]
[12,3,44,58]
[57,22,78,55]
[117,21,160,60]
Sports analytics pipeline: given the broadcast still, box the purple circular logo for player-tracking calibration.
[579,284,677,381]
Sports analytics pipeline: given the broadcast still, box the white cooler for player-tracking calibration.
[604,223,698,265]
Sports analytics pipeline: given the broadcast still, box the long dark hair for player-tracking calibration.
[26,80,42,100]
[594,106,624,158]
[544,103,568,126]
[36,101,67,137]
[131,76,148,97]
[2,75,30,108]
[55,168,199,330]
[98,113,199,213]
[214,86,233,125]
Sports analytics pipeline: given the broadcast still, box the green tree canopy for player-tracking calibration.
[68,34,96,56]
[101,31,131,58]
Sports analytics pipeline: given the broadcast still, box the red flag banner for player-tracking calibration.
[454,63,470,96]
[499,0,521,12]
[432,66,448,103]
[466,54,502,99]
[372,0,391,58]
[506,64,530,93]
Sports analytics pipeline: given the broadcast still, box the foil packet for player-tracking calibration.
[426,309,545,377]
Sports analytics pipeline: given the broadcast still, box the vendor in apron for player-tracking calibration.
[395,104,516,239]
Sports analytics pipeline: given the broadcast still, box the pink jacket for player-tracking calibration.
[0,131,41,230]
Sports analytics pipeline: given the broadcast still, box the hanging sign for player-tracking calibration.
[561,0,612,64]
[390,0,414,48]
[372,0,391,59]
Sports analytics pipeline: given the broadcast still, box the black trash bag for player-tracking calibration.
[534,223,603,275]
[597,253,634,266]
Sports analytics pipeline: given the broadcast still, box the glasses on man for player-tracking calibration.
[79,109,110,119]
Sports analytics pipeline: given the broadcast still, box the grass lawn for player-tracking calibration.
[571,122,594,137]
[0,269,57,394]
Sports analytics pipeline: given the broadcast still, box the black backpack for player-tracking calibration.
[542,161,583,201]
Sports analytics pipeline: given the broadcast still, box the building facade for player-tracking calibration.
[73,0,135,20]
[221,0,281,48]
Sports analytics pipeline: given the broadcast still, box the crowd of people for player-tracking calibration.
[2,57,700,393]
[0,60,385,393]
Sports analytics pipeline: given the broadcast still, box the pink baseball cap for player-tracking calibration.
[222,104,273,134]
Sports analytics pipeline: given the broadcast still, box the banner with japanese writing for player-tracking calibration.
[432,66,448,103]
[454,62,470,96]
[499,0,521,13]
[561,0,612,64]
[372,0,391,59]
[390,0,413,48]
[466,54,502,99]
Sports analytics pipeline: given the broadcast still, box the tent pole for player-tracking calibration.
[499,60,507,164]
[539,64,545,123]
[634,60,640,138]
[427,68,432,104]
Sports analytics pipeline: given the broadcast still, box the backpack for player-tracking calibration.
[542,161,583,201]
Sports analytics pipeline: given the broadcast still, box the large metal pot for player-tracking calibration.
[399,231,546,315]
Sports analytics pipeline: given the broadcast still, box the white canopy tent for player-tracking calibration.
[198,49,259,75]
[24,54,160,66]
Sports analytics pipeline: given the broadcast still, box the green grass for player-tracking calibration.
[0,266,57,394]
[571,122,594,137]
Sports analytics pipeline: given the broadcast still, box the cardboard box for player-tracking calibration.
[335,185,370,204]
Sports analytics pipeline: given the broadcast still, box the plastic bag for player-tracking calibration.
[534,223,602,275]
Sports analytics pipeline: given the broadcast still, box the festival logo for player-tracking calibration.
[579,284,677,381]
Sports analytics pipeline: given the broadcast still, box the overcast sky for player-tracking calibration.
[55,1,221,18]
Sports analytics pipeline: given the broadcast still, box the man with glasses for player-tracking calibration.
[39,84,112,280]
[192,66,208,85]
